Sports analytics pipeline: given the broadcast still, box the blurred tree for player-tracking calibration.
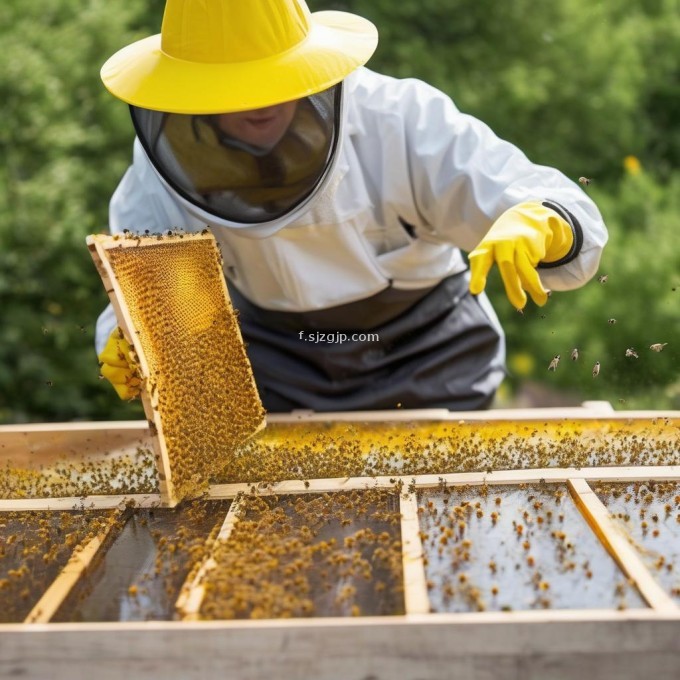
[0,0,148,421]
[636,0,680,178]
[324,0,655,181]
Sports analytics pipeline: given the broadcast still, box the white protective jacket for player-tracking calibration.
[96,67,607,353]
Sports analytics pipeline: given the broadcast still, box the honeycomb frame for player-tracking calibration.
[87,232,266,506]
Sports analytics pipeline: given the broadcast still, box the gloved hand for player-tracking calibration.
[98,327,142,400]
[468,201,574,309]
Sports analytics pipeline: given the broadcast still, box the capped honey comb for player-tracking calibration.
[87,231,266,505]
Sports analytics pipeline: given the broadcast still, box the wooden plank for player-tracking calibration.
[0,421,148,434]
[2,408,678,438]
[208,465,680,500]
[568,478,678,612]
[399,493,430,615]
[0,494,163,512]
[265,406,680,422]
[0,421,151,469]
[87,236,178,506]
[7,604,680,631]
[1,464,677,509]
[175,498,243,620]
[4,613,680,680]
[23,520,119,624]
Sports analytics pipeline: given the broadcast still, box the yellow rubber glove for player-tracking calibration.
[98,328,142,400]
[468,201,574,309]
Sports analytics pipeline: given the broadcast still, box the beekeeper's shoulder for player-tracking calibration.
[345,67,460,121]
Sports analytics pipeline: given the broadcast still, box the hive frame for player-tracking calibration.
[87,235,173,501]
[87,233,265,507]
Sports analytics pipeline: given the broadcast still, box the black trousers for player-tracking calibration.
[229,271,506,413]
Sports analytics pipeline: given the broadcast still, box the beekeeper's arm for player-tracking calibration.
[95,139,183,398]
[401,79,607,309]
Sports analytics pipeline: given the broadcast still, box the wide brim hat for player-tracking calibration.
[101,0,378,114]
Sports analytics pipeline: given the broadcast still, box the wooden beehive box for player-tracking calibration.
[1,405,679,680]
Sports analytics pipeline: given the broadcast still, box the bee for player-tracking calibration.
[570,348,579,361]
[649,343,668,352]
[592,361,601,377]
[45,380,53,387]
[607,318,617,325]
[548,355,560,371]
[625,348,639,359]
[578,177,592,186]
[597,275,608,283]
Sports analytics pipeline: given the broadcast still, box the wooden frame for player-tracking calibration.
[1,408,680,679]
[86,233,265,506]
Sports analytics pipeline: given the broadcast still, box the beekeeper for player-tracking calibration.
[96,0,607,412]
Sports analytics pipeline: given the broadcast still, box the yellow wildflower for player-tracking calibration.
[509,352,535,377]
[623,155,641,176]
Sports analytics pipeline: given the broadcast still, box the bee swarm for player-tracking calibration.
[0,510,118,623]
[200,490,404,620]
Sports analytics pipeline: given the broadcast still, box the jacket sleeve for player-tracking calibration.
[95,139,185,354]
[398,79,607,292]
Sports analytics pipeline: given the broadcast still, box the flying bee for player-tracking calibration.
[592,361,601,377]
[625,348,639,359]
[650,343,668,352]
[607,318,617,325]
[578,177,592,186]
[598,275,608,284]
[570,348,579,361]
[548,355,560,371]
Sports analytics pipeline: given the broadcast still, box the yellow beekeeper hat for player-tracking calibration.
[101,0,378,114]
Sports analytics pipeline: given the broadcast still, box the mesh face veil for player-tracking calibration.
[131,85,342,225]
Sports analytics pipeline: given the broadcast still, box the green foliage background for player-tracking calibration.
[0,0,678,422]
